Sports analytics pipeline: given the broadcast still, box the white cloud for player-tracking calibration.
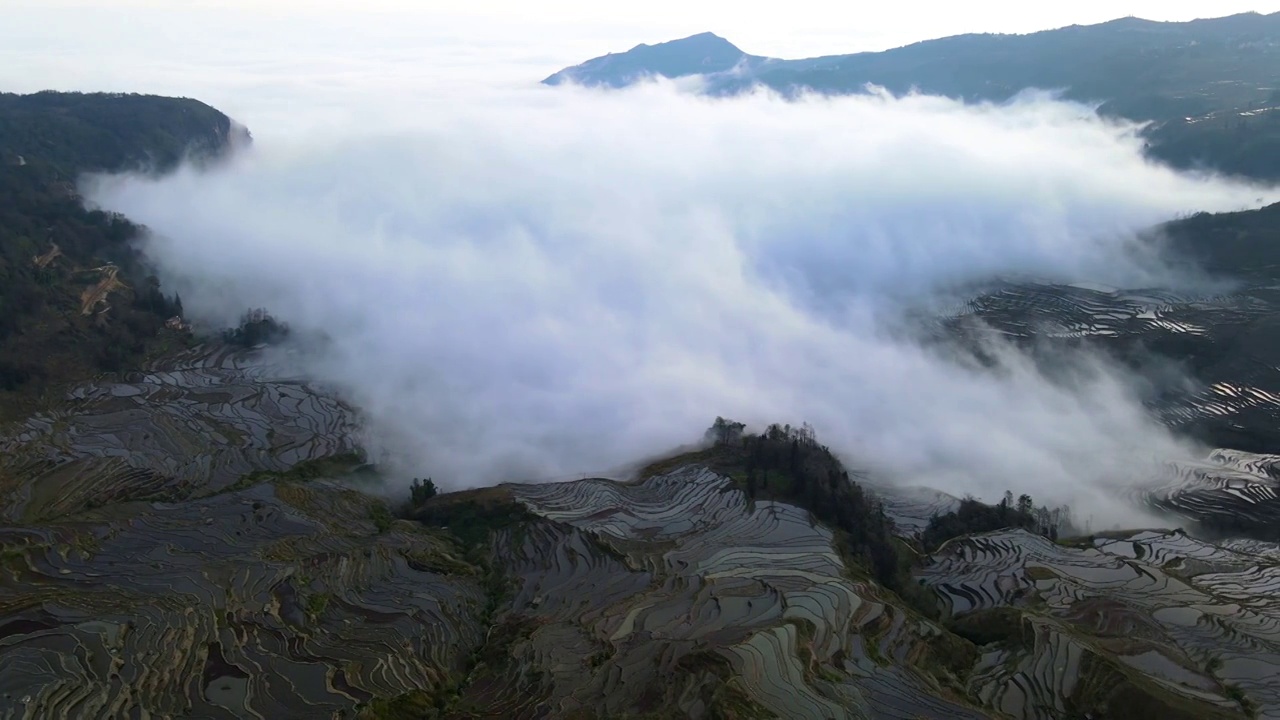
[85,81,1272,529]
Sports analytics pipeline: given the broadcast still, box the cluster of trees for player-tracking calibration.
[705,418,1076,610]
[132,276,183,320]
[709,420,902,590]
[409,477,438,507]
[921,492,1072,552]
[705,416,746,445]
[222,309,290,348]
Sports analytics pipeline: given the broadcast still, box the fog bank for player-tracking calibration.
[88,82,1271,523]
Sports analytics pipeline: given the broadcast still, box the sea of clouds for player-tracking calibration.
[11,2,1274,526]
[82,76,1275,528]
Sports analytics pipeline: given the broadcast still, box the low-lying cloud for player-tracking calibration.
[87,82,1271,524]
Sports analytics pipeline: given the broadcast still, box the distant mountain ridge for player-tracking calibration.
[545,12,1280,101]
[543,32,766,87]
[545,12,1280,181]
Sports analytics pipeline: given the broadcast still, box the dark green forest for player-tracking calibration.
[0,92,240,411]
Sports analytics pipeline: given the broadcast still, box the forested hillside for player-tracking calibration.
[0,92,244,411]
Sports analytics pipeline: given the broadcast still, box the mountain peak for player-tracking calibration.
[637,31,737,50]
[543,31,759,87]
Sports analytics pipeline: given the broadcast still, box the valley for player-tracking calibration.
[6,9,1280,719]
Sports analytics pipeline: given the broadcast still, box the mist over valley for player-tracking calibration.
[6,5,1280,718]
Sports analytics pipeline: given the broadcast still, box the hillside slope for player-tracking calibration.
[0,92,247,414]
[3,375,1276,718]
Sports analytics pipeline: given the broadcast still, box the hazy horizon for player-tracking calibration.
[8,2,1280,61]
[5,4,1280,110]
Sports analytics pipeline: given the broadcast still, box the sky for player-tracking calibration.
[8,2,1280,60]
[438,1,1280,56]
[9,1,1280,524]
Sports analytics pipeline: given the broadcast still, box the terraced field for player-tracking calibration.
[0,344,360,523]
[5,425,1279,719]
[936,280,1280,539]
[871,484,962,536]
[938,281,1280,441]
[489,467,987,720]
[0,475,488,718]
[1139,450,1280,538]
[919,528,1280,718]
[0,346,491,719]
[1,416,992,718]
[0,345,990,719]
[7,307,1280,718]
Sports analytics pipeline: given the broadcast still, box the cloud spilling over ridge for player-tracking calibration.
[88,82,1271,523]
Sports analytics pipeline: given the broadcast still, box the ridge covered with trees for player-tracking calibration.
[688,417,1069,616]
[0,91,244,413]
